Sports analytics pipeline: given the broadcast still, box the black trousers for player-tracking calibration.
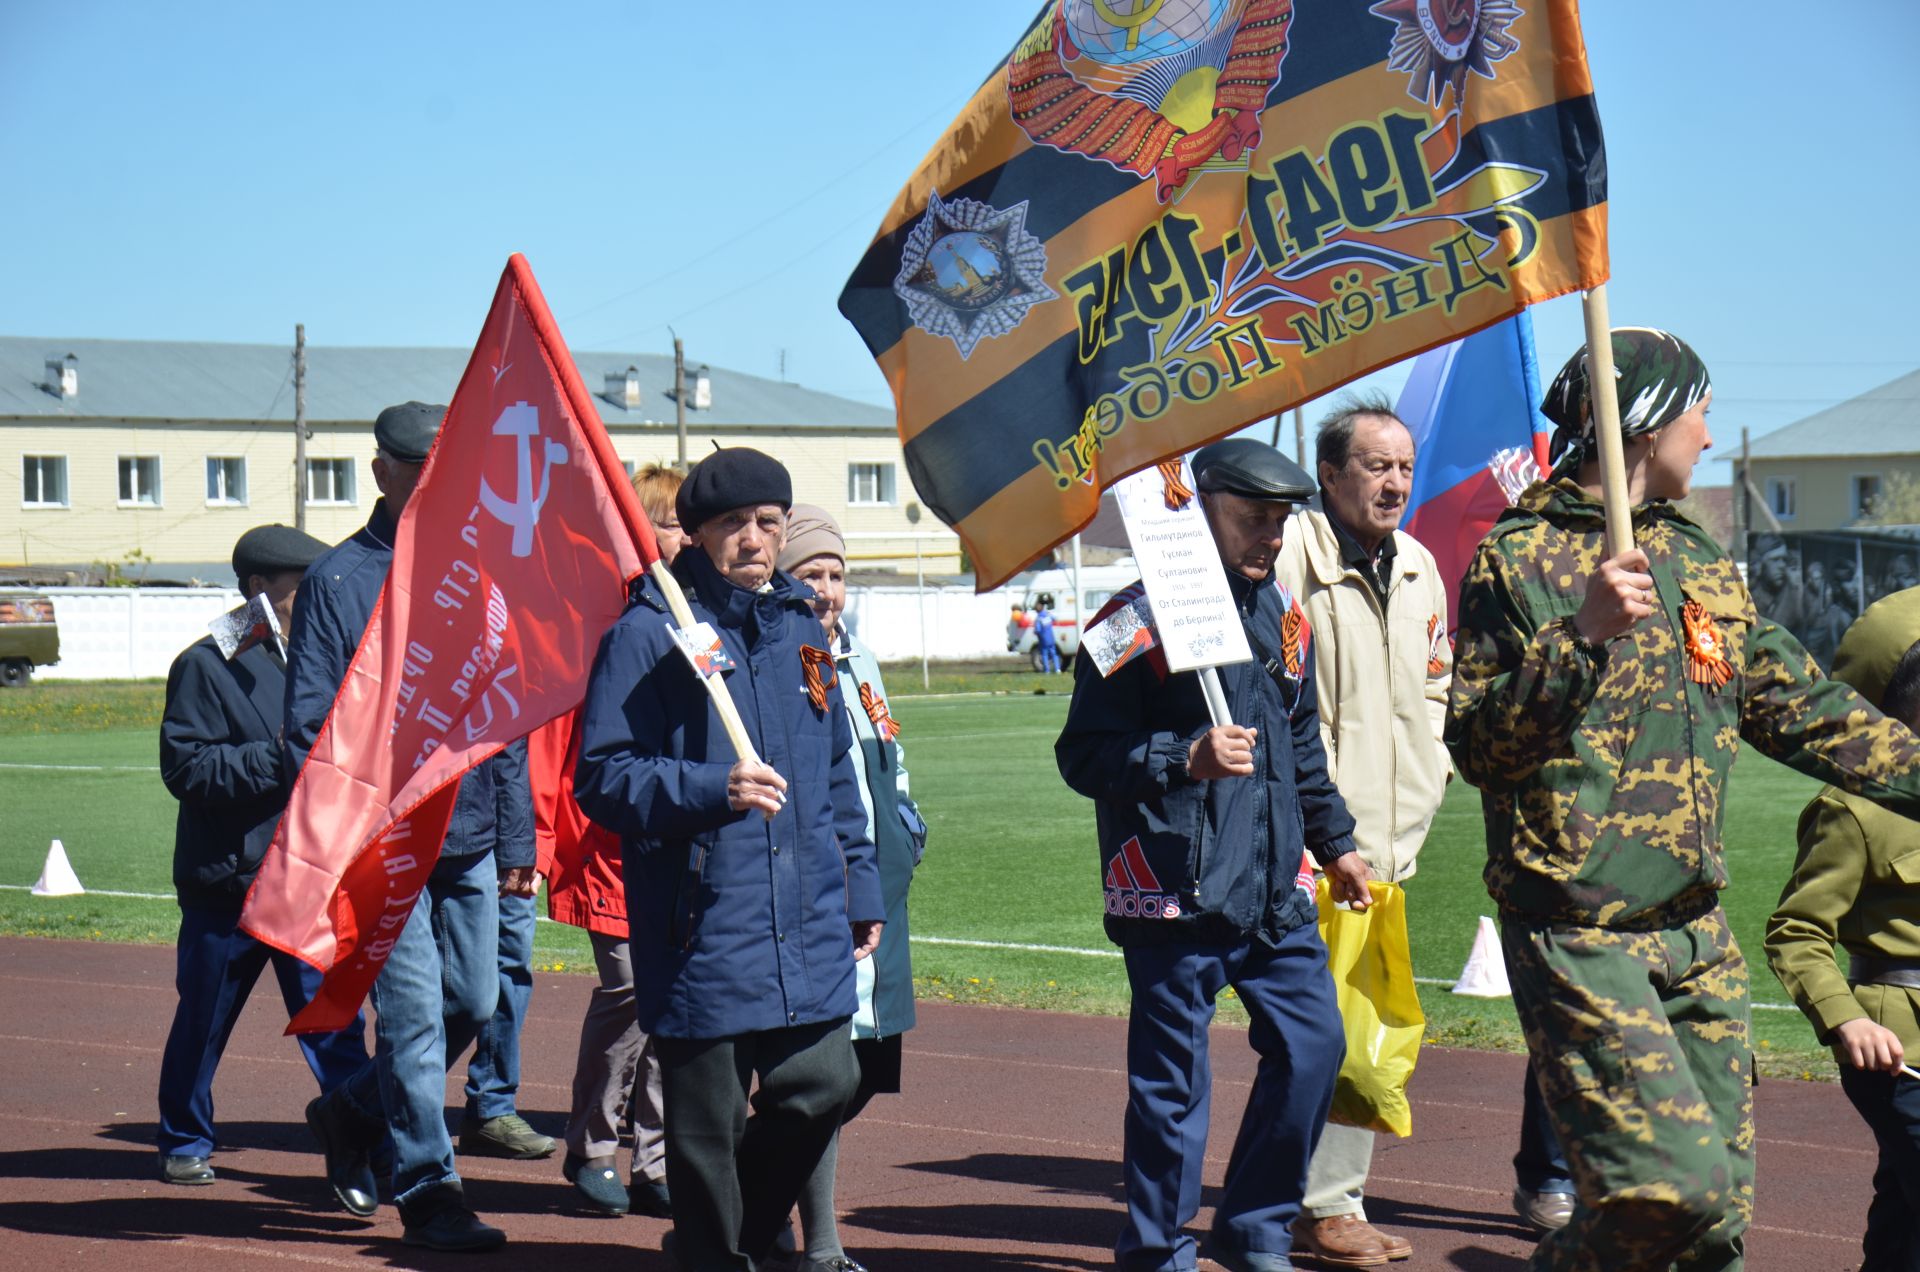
[656,1018,857,1271]
[1841,1065,1920,1272]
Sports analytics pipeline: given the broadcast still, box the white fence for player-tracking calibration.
[32,583,1022,682]
[38,588,241,680]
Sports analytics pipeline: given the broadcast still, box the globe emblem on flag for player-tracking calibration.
[893,191,1056,360]
[1061,0,1234,68]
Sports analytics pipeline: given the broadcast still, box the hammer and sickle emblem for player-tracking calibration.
[478,402,569,557]
[1090,0,1166,51]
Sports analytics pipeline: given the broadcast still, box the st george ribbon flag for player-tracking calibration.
[240,254,660,1033]
[839,0,1608,589]
[1398,308,1552,628]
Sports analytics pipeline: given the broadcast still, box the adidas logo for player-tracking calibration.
[1104,836,1182,920]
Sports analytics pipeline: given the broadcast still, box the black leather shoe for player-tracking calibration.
[400,1182,506,1252]
[159,1153,215,1186]
[628,1172,673,1219]
[305,1093,379,1218]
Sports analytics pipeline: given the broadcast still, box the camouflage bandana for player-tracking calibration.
[1542,327,1712,470]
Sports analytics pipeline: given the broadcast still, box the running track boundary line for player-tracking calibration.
[0,889,1804,1012]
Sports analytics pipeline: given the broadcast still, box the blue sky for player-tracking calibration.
[3,1,1915,487]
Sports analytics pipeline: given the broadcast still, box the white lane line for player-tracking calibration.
[0,761,159,771]
[0,883,177,900]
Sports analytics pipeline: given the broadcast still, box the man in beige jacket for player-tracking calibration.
[1273,393,1451,1267]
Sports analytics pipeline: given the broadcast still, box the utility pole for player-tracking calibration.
[293,323,308,532]
[673,333,687,471]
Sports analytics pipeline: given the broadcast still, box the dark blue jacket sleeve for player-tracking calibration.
[160,645,284,805]
[825,680,884,923]
[488,736,535,872]
[1055,652,1206,804]
[283,569,355,778]
[574,618,736,843]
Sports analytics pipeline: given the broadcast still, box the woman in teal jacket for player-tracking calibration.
[778,505,927,1272]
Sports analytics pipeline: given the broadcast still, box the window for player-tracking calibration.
[847,461,897,506]
[118,455,162,506]
[206,456,248,505]
[1852,474,1882,521]
[306,458,356,505]
[1766,477,1796,521]
[623,459,639,479]
[22,455,67,507]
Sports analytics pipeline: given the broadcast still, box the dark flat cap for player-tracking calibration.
[1191,438,1314,503]
[232,524,329,585]
[676,447,792,533]
[374,400,445,464]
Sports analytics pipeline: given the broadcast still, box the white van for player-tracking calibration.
[1004,562,1140,671]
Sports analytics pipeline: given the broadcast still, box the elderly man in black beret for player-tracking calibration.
[1057,438,1372,1272]
[292,402,535,1252]
[156,524,370,1187]
[575,447,884,1272]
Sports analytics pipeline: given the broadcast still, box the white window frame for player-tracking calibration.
[21,454,68,508]
[1851,473,1882,521]
[117,454,163,507]
[205,455,248,506]
[305,458,357,506]
[1766,477,1796,522]
[847,461,898,507]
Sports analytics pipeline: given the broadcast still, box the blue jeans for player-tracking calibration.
[464,887,536,1120]
[1514,1057,1574,1195]
[1119,925,1344,1272]
[157,904,368,1158]
[1038,637,1060,673]
[336,850,498,1206]
[1840,1064,1920,1271]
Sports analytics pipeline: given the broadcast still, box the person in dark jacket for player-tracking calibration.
[155,524,369,1187]
[574,448,884,1272]
[292,402,536,1254]
[1057,438,1373,1272]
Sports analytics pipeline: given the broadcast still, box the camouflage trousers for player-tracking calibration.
[1502,906,1754,1272]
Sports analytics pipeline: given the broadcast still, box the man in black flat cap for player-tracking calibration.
[292,402,535,1253]
[156,524,370,1187]
[1057,438,1372,1272]
[575,446,883,1272]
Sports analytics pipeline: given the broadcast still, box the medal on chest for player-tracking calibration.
[1681,598,1733,690]
[859,682,902,742]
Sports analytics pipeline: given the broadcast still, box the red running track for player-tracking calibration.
[0,938,1872,1270]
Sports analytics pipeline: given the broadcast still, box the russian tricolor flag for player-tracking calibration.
[1397,312,1555,630]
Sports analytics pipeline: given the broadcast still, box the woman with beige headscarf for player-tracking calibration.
[775,504,928,1272]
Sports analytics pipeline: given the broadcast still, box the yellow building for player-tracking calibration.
[1739,368,1920,534]
[2,337,952,583]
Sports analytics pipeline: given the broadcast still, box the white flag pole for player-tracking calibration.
[649,559,763,768]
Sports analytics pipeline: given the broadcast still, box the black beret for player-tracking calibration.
[676,447,792,533]
[374,400,445,464]
[1191,437,1315,503]
[233,524,329,585]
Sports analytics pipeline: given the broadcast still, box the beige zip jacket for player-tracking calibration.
[1276,508,1452,882]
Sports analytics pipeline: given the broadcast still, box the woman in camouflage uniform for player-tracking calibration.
[1445,328,1920,1272]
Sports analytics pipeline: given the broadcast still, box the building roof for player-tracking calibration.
[1745,368,1920,459]
[0,336,895,431]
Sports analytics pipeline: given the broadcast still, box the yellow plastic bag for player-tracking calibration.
[1315,878,1425,1137]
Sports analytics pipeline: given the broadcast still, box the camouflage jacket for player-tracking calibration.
[1445,478,1920,929]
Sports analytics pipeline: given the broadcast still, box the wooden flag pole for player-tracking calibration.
[1580,284,1636,557]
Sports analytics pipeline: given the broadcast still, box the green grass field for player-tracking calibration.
[0,677,1839,1079]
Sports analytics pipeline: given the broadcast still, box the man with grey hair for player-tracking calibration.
[1277,392,1571,1262]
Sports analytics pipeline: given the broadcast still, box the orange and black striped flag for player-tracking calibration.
[839,0,1607,590]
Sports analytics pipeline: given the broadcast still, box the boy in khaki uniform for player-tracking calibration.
[1766,584,1920,1271]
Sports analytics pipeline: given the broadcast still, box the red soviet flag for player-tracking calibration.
[241,253,660,1033]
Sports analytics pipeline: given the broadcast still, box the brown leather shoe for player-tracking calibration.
[1291,1213,1391,1268]
[1363,1222,1412,1261]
